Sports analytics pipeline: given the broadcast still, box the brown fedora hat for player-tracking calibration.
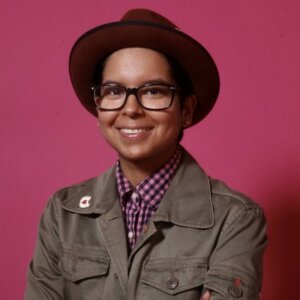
[69,8,220,125]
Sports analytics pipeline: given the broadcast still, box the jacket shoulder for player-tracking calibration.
[210,177,261,210]
[53,176,97,199]
[51,166,115,204]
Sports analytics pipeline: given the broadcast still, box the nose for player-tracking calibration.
[121,94,144,117]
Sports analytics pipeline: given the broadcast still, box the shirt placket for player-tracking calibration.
[127,190,141,249]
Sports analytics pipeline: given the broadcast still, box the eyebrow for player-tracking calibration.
[102,78,175,86]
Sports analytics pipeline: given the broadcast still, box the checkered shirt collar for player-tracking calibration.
[116,146,182,208]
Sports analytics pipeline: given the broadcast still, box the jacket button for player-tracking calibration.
[228,285,243,298]
[167,277,179,290]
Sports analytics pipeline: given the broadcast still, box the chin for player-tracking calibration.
[120,150,151,162]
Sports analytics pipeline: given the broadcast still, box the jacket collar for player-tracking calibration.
[61,166,119,217]
[61,149,214,228]
[153,150,214,228]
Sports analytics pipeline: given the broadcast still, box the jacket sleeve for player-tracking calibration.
[204,207,268,300]
[25,196,64,300]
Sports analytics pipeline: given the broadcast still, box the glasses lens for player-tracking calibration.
[95,85,126,110]
[139,85,173,109]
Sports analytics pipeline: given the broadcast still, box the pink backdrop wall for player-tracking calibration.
[1,1,299,299]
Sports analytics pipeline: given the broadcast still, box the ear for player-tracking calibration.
[182,95,197,128]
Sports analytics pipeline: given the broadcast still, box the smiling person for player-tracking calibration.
[25,9,268,300]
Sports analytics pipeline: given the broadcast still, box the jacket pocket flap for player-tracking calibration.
[60,243,110,282]
[141,257,207,295]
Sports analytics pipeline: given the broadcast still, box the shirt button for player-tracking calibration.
[128,231,134,239]
[228,285,243,298]
[167,277,179,290]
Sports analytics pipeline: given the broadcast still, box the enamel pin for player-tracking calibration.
[79,196,92,208]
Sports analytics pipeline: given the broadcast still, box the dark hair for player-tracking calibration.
[164,54,194,103]
[163,54,194,141]
[93,55,109,87]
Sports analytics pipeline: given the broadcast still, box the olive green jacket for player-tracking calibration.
[25,151,267,299]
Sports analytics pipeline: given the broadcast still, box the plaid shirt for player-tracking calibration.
[116,147,182,249]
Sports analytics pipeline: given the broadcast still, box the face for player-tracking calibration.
[97,48,195,169]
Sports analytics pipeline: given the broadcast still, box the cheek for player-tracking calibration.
[97,111,115,127]
[96,114,112,139]
[154,111,183,135]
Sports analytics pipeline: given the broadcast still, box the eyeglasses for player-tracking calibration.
[92,83,178,111]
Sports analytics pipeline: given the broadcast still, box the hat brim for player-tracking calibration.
[69,21,220,125]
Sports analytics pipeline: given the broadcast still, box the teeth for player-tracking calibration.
[120,128,147,134]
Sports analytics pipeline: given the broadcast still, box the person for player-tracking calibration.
[25,8,268,300]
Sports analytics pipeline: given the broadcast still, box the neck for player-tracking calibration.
[119,147,179,187]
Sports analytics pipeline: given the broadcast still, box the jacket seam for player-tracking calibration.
[211,190,254,208]
[219,207,262,238]
[45,197,61,263]
[53,195,60,224]
[97,219,127,295]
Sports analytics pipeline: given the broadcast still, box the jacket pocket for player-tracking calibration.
[60,243,110,282]
[59,243,110,300]
[141,257,207,298]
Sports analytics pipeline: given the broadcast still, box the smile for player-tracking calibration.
[118,127,152,140]
[120,128,150,134]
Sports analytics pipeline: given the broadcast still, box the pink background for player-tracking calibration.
[1,1,299,299]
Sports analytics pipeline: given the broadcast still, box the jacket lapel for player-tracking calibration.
[153,150,215,228]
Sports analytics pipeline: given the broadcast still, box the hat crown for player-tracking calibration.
[121,9,177,29]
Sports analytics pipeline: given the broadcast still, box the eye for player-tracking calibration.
[101,85,125,98]
[142,85,168,98]
[109,87,124,96]
[147,88,160,95]
[112,87,124,95]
